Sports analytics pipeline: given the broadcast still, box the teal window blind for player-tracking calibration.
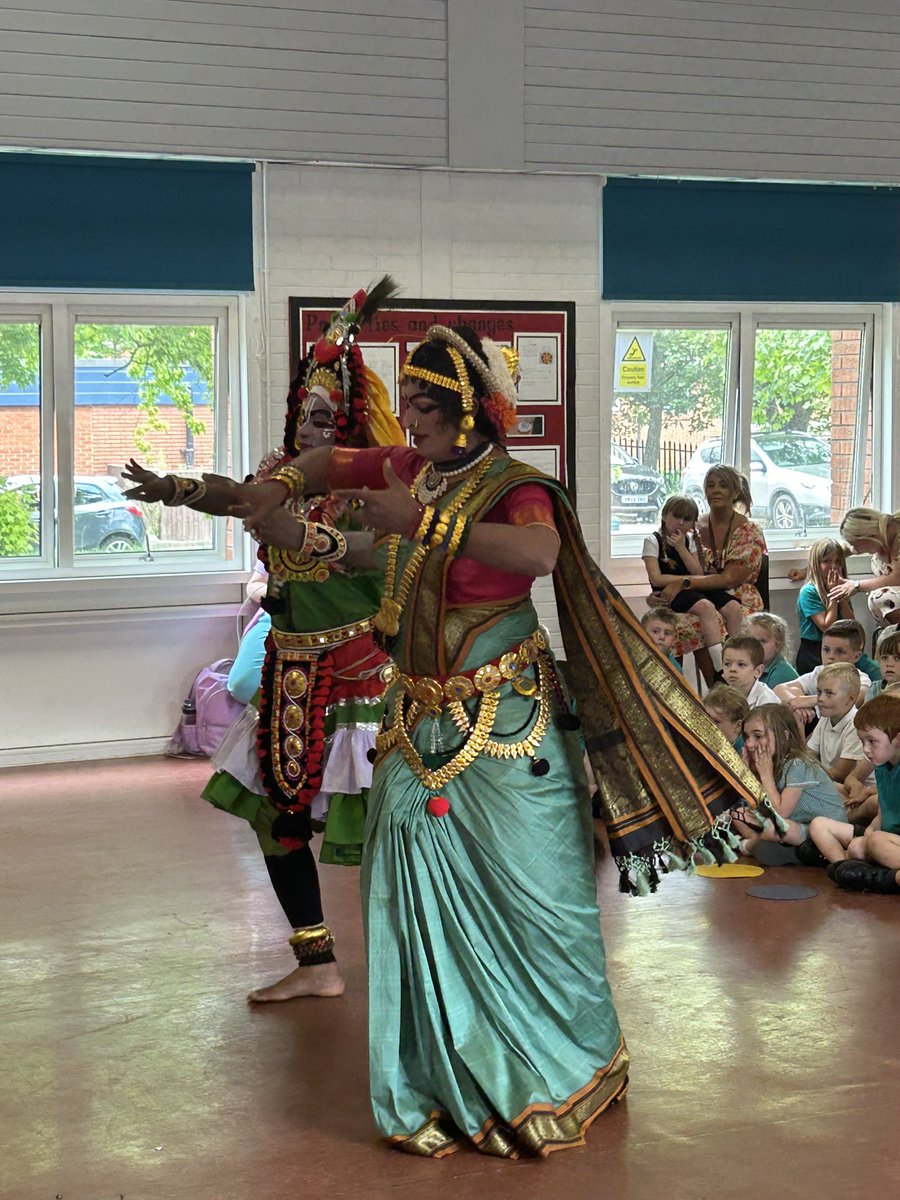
[603,176,900,302]
[0,153,254,291]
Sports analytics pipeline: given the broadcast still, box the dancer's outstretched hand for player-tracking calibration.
[246,506,307,550]
[229,479,292,529]
[121,459,173,504]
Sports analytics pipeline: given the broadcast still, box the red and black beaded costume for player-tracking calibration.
[203,277,405,971]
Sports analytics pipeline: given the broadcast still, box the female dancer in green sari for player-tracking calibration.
[237,324,770,1158]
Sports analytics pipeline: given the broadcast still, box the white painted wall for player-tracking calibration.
[261,162,604,648]
[5,1,900,182]
[525,0,900,182]
[0,0,447,164]
[0,604,240,766]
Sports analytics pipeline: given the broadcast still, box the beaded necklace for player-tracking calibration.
[415,441,494,504]
[374,453,495,637]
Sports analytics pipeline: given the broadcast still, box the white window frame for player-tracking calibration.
[600,301,890,585]
[0,291,252,614]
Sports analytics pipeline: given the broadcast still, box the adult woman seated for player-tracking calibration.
[693,465,766,618]
[828,507,900,629]
[655,466,765,671]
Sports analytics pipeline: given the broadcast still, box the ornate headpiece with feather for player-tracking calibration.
[285,275,404,451]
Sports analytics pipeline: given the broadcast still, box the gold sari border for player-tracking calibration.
[388,1113,460,1158]
[388,1039,629,1160]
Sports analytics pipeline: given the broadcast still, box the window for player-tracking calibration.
[611,323,731,558]
[0,296,244,577]
[607,307,879,563]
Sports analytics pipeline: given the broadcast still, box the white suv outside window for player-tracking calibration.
[680,432,832,530]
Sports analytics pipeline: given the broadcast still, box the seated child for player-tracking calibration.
[774,619,873,726]
[722,635,780,708]
[703,684,749,752]
[745,612,799,688]
[640,606,682,673]
[806,662,866,783]
[836,633,900,818]
[642,494,743,686]
[809,693,900,893]
[866,628,900,698]
[734,703,845,855]
[793,538,854,673]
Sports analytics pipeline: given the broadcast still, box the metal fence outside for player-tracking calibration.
[616,438,697,477]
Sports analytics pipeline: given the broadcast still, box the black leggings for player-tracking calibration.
[264,848,324,930]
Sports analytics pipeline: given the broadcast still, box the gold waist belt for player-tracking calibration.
[375,650,554,791]
[272,617,374,653]
[385,628,548,708]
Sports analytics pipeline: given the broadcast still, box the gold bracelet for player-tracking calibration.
[268,464,306,503]
[183,479,208,508]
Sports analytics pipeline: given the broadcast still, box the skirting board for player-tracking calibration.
[0,737,172,770]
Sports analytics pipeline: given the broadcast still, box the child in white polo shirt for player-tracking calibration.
[807,662,866,783]
[721,636,780,708]
[774,624,872,728]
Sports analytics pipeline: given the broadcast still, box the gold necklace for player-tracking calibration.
[375,454,494,637]
[415,442,493,504]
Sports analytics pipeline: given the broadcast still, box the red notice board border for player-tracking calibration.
[288,297,577,494]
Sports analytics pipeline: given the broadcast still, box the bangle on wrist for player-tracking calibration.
[163,474,205,507]
[268,464,306,504]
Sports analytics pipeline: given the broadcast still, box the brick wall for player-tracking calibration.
[830,329,868,521]
[0,405,216,477]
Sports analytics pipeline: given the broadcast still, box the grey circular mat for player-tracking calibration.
[746,884,818,901]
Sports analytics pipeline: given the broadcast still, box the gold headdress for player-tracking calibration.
[401,324,519,446]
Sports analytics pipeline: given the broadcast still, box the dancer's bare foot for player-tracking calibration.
[247,961,345,1004]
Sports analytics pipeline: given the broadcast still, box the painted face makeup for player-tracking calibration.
[297,388,338,449]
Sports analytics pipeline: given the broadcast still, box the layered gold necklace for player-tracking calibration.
[374,452,495,637]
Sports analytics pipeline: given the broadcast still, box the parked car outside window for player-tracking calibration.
[680,432,832,529]
[2,474,147,553]
[611,444,665,522]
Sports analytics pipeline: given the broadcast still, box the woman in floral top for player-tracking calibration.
[667,466,765,643]
[695,466,766,616]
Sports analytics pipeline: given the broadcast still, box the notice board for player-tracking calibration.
[288,297,576,490]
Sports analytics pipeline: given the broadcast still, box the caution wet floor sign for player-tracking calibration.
[615,332,653,391]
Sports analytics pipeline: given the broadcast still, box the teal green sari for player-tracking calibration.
[365,605,628,1158]
[363,453,770,1157]
[364,461,629,1157]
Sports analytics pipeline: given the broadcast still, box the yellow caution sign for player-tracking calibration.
[615,332,652,391]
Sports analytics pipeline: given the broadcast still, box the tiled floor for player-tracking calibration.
[2,756,899,1200]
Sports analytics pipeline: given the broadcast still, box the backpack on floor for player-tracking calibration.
[165,658,246,759]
